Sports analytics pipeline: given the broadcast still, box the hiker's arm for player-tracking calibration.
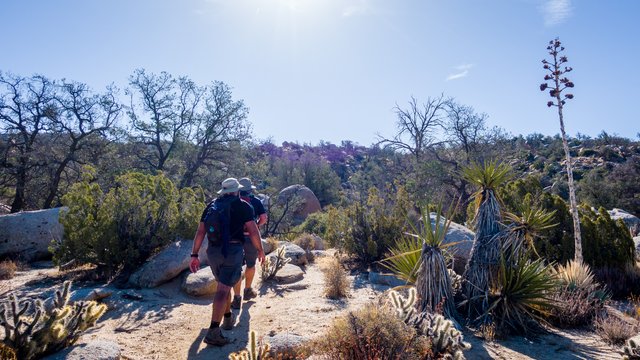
[245,220,265,263]
[257,213,267,228]
[189,222,206,273]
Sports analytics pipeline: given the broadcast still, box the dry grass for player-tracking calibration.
[0,260,17,280]
[309,304,430,360]
[595,314,638,345]
[547,285,607,328]
[319,256,350,299]
[292,233,317,252]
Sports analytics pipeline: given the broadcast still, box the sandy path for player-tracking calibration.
[3,260,628,360]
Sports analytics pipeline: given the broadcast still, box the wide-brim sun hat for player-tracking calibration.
[217,178,240,194]
[239,177,257,191]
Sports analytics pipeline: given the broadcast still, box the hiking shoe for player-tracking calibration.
[231,295,242,309]
[203,327,230,346]
[243,287,257,300]
[221,313,236,330]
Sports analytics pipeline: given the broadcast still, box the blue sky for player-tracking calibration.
[1,0,638,145]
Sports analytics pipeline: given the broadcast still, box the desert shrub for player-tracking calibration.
[311,304,430,360]
[0,281,107,360]
[546,261,608,328]
[55,171,205,277]
[327,185,411,264]
[293,211,329,239]
[0,260,17,280]
[594,264,640,299]
[500,176,636,268]
[292,233,317,253]
[595,315,637,345]
[320,256,350,299]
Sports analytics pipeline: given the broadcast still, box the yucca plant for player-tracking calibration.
[381,203,459,322]
[480,255,556,337]
[502,196,558,262]
[462,161,512,318]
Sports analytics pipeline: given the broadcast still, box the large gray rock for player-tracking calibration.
[262,238,276,255]
[70,287,114,303]
[276,242,308,266]
[368,271,406,287]
[0,207,65,262]
[428,213,474,265]
[128,238,208,288]
[182,266,217,296]
[634,236,640,261]
[277,185,321,225]
[275,264,304,284]
[608,208,640,236]
[43,340,121,360]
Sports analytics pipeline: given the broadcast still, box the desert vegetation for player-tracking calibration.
[1,37,640,359]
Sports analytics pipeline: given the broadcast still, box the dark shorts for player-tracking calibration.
[206,242,244,287]
[243,236,258,268]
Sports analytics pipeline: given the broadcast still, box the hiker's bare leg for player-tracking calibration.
[211,282,232,323]
[233,279,242,297]
[245,266,256,289]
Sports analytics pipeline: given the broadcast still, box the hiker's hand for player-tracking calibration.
[257,249,265,263]
[189,257,200,273]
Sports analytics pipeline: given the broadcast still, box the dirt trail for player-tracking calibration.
[3,261,627,360]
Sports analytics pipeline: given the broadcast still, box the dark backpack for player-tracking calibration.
[203,196,237,254]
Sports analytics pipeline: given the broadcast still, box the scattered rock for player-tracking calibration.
[310,250,329,259]
[276,243,308,266]
[121,292,144,301]
[277,185,321,225]
[266,333,308,356]
[368,271,406,288]
[274,264,305,284]
[262,238,275,255]
[182,267,217,296]
[128,238,208,288]
[70,287,113,302]
[0,207,66,262]
[608,208,640,236]
[43,340,121,360]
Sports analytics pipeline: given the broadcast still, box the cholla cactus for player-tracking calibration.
[389,288,417,323]
[260,246,291,282]
[228,330,272,360]
[0,281,107,360]
[410,312,471,360]
[623,338,640,360]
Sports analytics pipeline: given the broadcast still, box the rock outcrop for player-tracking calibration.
[634,236,640,261]
[182,266,217,296]
[128,238,208,288]
[0,207,65,262]
[426,213,474,272]
[277,185,321,225]
[43,340,121,360]
[274,264,305,284]
[608,208,640,236]
[275,242,308,266]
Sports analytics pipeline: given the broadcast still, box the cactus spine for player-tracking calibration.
[389,287,417,323]
[260,246,291,282]
[0,281,107,360]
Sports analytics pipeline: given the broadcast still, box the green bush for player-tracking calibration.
[55,170,204,277]
[326,185,412,264]
[500,176,635,268]
[292,211,329,239]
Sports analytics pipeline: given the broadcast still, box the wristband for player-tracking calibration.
[190,253,199,258]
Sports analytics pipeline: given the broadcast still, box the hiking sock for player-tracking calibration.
[210,321,220,329]
[224,312,232,318]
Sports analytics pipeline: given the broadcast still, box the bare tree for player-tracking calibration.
[377,95,447,162]
[179,81,250,188]
[540,38,582,262]
[42,81,122,208]
[127,69,202,171]
[0,73,56,212]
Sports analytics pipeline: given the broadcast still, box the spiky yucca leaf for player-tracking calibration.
[463,161,513,210]
[552,260,595,291]
[480,255,557,337]
[504,196,557,258]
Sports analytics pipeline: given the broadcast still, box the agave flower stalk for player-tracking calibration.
[540,37,582,262]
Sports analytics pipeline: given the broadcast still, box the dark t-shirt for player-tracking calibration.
[241,193,266,221]
[200,195,255,241]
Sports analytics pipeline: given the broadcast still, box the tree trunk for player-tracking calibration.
[10,159,27,213]
[43,156,72,209]
[556,99,583,262]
